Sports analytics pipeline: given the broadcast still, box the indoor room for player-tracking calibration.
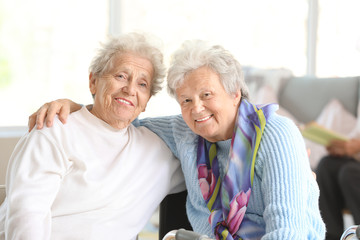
[0,0,359,239]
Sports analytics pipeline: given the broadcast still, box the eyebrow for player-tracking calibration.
[115,67,151,80]
[177,95,188,99]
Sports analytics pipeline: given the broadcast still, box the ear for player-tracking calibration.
[89,72,97,95]
[233,89,242,106]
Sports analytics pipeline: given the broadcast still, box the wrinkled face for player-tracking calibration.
[176,67,241,142]
[89,53,154,129]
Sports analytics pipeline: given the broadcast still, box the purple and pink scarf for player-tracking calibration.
[197,99,277,240]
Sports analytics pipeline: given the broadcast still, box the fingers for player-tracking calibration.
[28,112,37,132]
[327,145,345,156]
[330,139,347,147]
[36,103,52,129]
[27,103,49,132]
[27,99,73,132]
[44,100,70,127]
[34,101,60,129]
[58,102,70,125]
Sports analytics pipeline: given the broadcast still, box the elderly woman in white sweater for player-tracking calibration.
[0,33,185,240]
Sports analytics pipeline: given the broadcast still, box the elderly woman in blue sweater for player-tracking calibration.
[29,39,325,239]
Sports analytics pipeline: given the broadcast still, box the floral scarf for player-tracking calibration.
[197,99,277,240]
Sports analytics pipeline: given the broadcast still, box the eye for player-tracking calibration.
[115,73,127,80]
[138,80,148,88]
[203,92,211,98]
[183,98,191,103]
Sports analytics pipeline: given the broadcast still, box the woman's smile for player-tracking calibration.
[115,97,134,106]
[176,66,241,142]
[195,114,214,123]
[90,53,153,129]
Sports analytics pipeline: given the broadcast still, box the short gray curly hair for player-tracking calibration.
[167,40,249,100]
[89,32,166,96]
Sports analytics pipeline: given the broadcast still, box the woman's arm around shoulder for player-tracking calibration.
[137,115,192,158]
[28,99,82,131]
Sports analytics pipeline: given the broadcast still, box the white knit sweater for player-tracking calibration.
[0,107,185,240]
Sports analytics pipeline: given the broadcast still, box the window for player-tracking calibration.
[0,0,108,126]
[317,0,360,77]
[1,0,359,126]
[117,0,309,118]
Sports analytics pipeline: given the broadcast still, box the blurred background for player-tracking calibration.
[1,1,360,239]
[0,0,359,127]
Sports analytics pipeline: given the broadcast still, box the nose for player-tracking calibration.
[123,80,136,96]
[192,99,204,114]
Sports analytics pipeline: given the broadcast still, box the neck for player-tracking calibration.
[90,107,130,130]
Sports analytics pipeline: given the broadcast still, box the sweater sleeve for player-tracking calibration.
[257,115,325,239]
[138,115,188,158]
[5,130,70,240]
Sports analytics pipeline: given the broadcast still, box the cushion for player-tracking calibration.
[278,76,359,123]
[0,185,5,205]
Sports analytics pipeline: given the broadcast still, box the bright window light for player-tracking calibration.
[317,0,360,77]
[1,0,359,126]
[0,0,108,126]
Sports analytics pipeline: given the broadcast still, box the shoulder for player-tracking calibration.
[129,124,162,139]
[261,112,305,151]
[257,112,308,169]
[32,116,65,136]
[128,124,172,151]
[139,115,195,140]
[139,114,188,129]
[263,113,303,142]
[31,109,84,142]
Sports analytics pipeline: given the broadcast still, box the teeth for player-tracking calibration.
[117,99,131,105]
[196,115,212,122]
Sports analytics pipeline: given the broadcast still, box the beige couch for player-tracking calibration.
[0,127,27,205]
[0,186,4,205]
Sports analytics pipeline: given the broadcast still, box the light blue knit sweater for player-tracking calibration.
[138,112,326,239]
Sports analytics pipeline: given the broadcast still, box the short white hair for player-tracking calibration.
[167,40,249,99]
[89,32,166,96]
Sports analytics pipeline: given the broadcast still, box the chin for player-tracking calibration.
[197,131,216,141]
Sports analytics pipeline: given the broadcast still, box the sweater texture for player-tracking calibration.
[0,107,185,240]
[139,112,326,239]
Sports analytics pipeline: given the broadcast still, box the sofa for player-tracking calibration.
[279,76,359,123]
[0,129,28,206]
[244,68,360,169]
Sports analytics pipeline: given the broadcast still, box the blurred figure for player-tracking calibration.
[316,139,360,240]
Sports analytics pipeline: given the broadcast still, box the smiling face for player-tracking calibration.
[176,67,241,142]
[89,53,154,129]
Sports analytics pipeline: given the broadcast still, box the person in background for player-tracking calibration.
[0,32,185,240]
[316,139,360,240]
[29,39,325,239]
